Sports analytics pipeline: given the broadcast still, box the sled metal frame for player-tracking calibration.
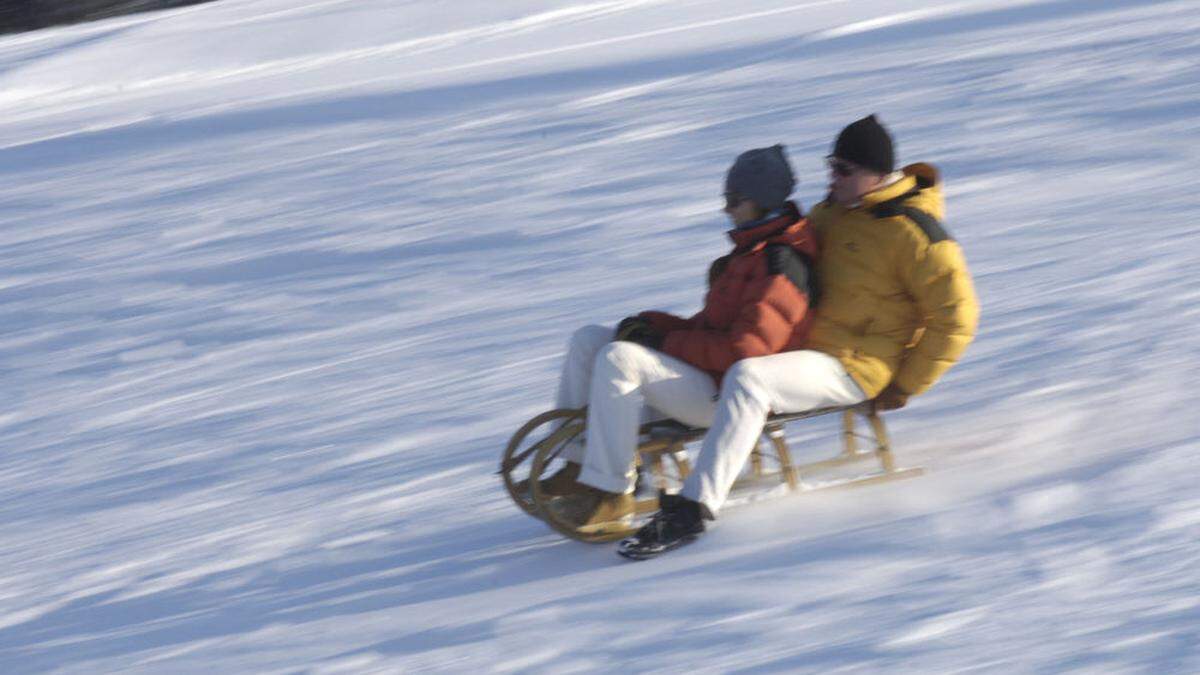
[500,403,923,543]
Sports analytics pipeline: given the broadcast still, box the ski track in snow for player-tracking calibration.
[1,0,1199,672]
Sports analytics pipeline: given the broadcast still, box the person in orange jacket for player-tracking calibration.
[618,115,979,560]
[541,145,820,532]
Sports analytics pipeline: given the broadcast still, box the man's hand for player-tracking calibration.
[613,316,664,350]
[873,382,910,412]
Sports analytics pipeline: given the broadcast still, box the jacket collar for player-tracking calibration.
[857,172,914,210]
[727,201,801,250]
[818,163,942,216]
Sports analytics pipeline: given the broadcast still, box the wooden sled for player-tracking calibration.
[499,403,923,543]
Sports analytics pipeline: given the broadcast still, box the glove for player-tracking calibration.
[873,382,910,412]
[613,316,645,340]
[613,316,664,351]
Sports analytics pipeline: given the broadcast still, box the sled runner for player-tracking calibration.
[499,403,923,543]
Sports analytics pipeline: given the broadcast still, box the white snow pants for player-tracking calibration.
[555,325,718,493]
[558,326,867,516]
[679,350,867,517]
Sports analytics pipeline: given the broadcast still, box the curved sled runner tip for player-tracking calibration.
[498,408,584,516]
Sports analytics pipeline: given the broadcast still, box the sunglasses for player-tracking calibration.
[827,157,856,178]
[724,192,746,209]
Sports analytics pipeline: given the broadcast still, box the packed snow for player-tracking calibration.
[0,0,1198,672]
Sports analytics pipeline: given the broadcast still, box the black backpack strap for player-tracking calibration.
[765,244,819,306]
[870,188,953,244]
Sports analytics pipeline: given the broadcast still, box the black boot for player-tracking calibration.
[617,492,706,560]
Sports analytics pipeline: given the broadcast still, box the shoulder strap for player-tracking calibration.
[870,187,953,244]
[764,244,819,306]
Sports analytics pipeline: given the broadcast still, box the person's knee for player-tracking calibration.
[594,341,649,379]
[721,360,776,410]
[571,324,611,349]
[724,360,765,394]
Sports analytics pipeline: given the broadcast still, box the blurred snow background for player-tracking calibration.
[0,0,1198,671]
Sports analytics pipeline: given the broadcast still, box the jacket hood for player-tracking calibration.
[860,162,944,220]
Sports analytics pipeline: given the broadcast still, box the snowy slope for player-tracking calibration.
[1,0,1198,671]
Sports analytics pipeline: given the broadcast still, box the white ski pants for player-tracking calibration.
[558,326,867,516]
[555,325,718,492]
[679,350,867,517]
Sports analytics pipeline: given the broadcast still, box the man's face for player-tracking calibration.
[828,156,884,207]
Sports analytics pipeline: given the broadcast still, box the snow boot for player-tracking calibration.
[617,492,706,560]
[545,485,635,533]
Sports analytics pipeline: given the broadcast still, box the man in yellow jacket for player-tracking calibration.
[808,114,979,410]
[619,115,979,559]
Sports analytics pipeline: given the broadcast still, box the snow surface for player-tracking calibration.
[1,0,1199,672]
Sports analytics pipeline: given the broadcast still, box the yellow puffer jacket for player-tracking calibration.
[805,163,979,399]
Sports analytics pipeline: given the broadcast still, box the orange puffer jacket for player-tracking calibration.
[639,202,818,381]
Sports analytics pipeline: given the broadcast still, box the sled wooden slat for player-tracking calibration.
[805,466,925,491]
[634,497,660,514]
[786,450,891,473]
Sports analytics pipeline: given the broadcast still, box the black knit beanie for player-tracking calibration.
[832,114,895,175]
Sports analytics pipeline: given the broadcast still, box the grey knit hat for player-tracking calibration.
[724,144,796,212]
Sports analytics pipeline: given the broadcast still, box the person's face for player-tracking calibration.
[828,156,885,207]
[723,193,763,226]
